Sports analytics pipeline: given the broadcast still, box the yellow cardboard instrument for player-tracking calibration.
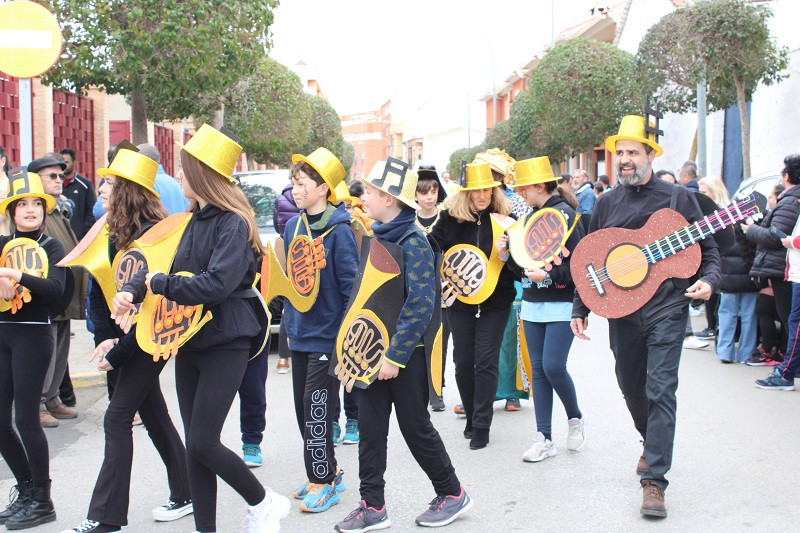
[0,238,48,313]
[506,208,582,271]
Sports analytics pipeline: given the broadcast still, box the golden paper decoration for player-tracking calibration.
[0,238,49,313]
[506,208,582,271]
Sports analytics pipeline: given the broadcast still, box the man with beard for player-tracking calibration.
[570,115,720,518]
[59,147,96,240]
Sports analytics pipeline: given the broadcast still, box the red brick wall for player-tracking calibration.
[53,89,96,183]
[153,124,174,176]
[0,73,20,168]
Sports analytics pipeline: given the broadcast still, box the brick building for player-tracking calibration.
[341,100,391,179]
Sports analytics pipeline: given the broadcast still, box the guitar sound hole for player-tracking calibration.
[605,243,649,289]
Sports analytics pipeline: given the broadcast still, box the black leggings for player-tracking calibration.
[757,292,785,353]
[176,348,265,532]
[0,323,54,486]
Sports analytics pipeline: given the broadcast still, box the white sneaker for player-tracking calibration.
[522,432,557,463]
[152,498,193,521]
[683,336,709,350]
[566,416,586,451]
[244,489,291,533]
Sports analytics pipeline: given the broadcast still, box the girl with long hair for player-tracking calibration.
[63,149,192,533]
[112,125,285,533]
[0,170,65,530]
[430,162,515,450]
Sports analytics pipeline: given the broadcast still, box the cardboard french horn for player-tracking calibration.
[506,208,582,271]
[0,237,49,313]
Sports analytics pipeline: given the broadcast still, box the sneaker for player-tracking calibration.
[522,432,556,462]
[766,350,785,366]
[453,404,465,416]
[243,489,290,533]
[342,418,359,445]
[755,374,796,391]
[243,443,263,468]
[60,520,121,533]
[746,347,773,366]
[132,413,143,426]
[40,410,59,428]
[566,416,586,451]
[334,500,391,533]
[333,421,341,446]
[294,469,346,499]
[152,499,193,521]
[693,328,716,340]
[504,398,521,411]
[48,403,77,419]
[689,305,704,317]
[682,336,709,350]
[299,482,340,513]
[430,395,445,412]
[276,357,290,374]
[415,486,473,527]
[641,481,667,518]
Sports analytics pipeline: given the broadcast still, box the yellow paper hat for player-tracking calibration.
[181,124,242,183]
[461,162,501,191]
[364,159,420,210]
[474,148,516,183]
[0,167,56,214]
[605,115,663,157]
[291,147,346,203]
[512,157,556,188]
[334,181,359,206]
[97,149,160,198]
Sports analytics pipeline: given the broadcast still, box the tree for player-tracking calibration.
[508,90,551,160]
[481,120,514,156]
[529,38,644,177]
[446,146,481,182]
[299,95,352,174]
[637,0,788,179]
[43,0,278,143]
[222,57,310,169]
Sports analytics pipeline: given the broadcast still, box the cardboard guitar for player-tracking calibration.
[571,194,763,319]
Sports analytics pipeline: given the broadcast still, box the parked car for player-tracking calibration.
[734,172,781,201]
[234,169,291,347]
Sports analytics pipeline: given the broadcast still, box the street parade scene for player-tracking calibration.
[1,0,799,531]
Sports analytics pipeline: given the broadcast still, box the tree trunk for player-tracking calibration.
[688,128,698,163]
[586,147,595,181]
[210,103,225,129]
[130,90,148,145]
[733,74,751,181]
[246,152,256,171]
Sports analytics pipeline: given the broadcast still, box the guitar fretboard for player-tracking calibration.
[641,198,756,264]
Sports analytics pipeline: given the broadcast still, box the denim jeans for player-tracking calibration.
[717,292,758,363]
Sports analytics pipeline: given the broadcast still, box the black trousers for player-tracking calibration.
[0,323,53,486]
[239,351,268,445]
[428,308,451,402]
[756,292,785,353]
[448,306,509,430]
[608,307,686,490]
[177,348,265,532]
[290,350,339,484]
[333,387,359,421]
[772,278,793,353]
[87,351,190,527]
[358,347,460,508]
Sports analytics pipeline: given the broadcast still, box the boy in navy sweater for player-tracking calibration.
[283,148,359,513]
[335,159,471,533]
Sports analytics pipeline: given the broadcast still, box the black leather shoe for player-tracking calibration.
[469,428,489,450]
[463,421,473,439]
[0,481,32,525]
[6,482,56,530]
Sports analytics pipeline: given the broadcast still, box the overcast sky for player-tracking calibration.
[268,0,604,116]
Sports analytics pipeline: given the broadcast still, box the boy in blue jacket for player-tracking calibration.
[283,148,359,513]
[335,160,471,533]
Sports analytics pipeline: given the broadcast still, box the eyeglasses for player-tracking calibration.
[44,173,65,181]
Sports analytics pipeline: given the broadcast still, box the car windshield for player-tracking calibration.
[234,170,290,235]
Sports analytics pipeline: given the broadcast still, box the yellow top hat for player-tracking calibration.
[512,157,556,188]
[460,162,501,191]
[0,168,56,214]
[364,159,420,210]
[474,148,516,178]
[97,149,160,198]
[181,124,243,183]
[605,115,663,157]
[291,147,346,203]
[334,181,362,207]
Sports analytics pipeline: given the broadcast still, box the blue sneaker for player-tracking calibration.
[293,468,346,499]
[242,443,262,468]
[333,421,341,447]
[342,418,359,445]
[755,373,795,391]
[300,481,340,513]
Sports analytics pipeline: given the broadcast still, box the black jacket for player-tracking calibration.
[430,206,516,313]
[573,177,721,325]
[747,184,800,280]
[63,173,96,240]
[506,195,584,303]
[720,227,758,293]
[124,204,262,353]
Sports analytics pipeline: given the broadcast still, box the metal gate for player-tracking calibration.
[0,73,20,168]
[53,89,95,183]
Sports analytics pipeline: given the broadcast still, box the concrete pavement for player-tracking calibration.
[3,313,800,532]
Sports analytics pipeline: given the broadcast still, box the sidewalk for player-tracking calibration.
[67,319,106,389]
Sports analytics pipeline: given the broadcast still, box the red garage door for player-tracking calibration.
[53,89,95,183]
[153,124,174,176]
[0,73,20,168]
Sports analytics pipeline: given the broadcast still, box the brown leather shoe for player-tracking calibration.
[641,481,667,518]
[39,410,59,428]
[636,451,649,475]
[47,403,77,419]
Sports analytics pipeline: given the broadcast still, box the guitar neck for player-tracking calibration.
[641,200,754,264]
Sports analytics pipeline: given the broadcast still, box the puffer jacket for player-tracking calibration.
[272,182,299,235]
[719,227,758,293]
[748,184,800,279]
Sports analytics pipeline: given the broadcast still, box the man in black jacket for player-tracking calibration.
[571,116,720,519]
[59,147,96,240]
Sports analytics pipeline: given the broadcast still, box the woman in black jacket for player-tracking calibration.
[717,225,759,363]
[743,154,800,356]
[0,170,65,530]
[430,162,515,450]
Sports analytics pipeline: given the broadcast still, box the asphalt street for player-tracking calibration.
[2,312,799,532]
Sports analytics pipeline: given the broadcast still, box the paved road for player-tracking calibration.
[3,313,800,532]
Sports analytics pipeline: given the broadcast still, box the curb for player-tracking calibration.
[71,371,106,389]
